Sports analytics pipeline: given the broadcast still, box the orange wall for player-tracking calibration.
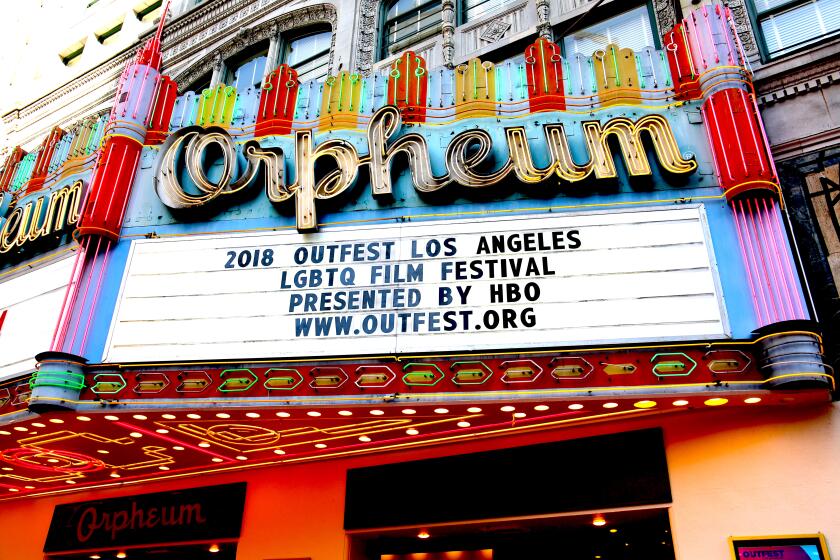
[1,403,837,560]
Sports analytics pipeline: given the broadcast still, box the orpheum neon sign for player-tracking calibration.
[155,106,697,232]
[0,180,83,254]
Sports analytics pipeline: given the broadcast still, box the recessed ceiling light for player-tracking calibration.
[672,400,689,406]
[417,530,430,539]
[246,412,260,418]
[13,427,28,432]
[66,480,76,484]
[97,450,109,454]
[467,407,482,413]
[76,416,91,422]
[110,473,120,478]
[276,412,290,417]
[129,432,142,438]
[370,410,384,415]
[704,398,728,407]
[402,409,416,415]
[236,456,247,461]
[104,415,119,421]
[24,486,34,489]
[158,466,169,471]
[0,430,10,435]
[49,419,64,424]
[216,413,230,419]
[32,422,45,428]
[211,458,223,463]
[306,411,321,417]
[568,403,584,410]
[8,488,19,492]
[198,442,211,448]
[338,410,353,416]
[406,428,419,435]
[132,415,147,420]
[359,436,371,442]
[172,446,184,451]
[501,405,515,412]
[603,402,619,409]
[187,413,201,419]
[513,412,526,418]
[314,443,327,449]
[273,449,286,455]
[156,429,169,434]
[161,414,176,420]
[534,405,549,411]
[434,408,449,414]
[457,421,471,428]
[744,397,762,404]
[593,515,606,526]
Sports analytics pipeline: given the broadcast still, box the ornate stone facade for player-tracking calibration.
[173,4,338,90]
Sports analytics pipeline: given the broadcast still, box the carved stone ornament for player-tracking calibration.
[355,0,380,75]
[442,0,456,69]
[724,0,759,57]
[173,4,337,91]
[480,19,512,43]
[652,0,677,35]
[535,0,552,40]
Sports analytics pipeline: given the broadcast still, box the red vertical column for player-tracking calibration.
[525,37,566,112]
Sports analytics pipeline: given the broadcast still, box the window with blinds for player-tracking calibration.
[563,5,655,57]
[285,31,332,83]
[462,0,512,23]
[381,0,443,59]
[755,0,840,58]
[230,52,268,91]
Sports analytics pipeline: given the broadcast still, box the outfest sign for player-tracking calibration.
[155,106,697,232]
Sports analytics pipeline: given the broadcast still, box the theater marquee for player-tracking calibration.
[103,205,727,363]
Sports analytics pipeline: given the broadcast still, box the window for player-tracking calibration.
[562,5,656,56]
[753,0,840,59]
[59,38,86,66]
[228,45,269,90]
[461,0,511,23]
[134,0,162,22]
[381,0,443,60]
[95,17,124,44]
[284,30,331,83]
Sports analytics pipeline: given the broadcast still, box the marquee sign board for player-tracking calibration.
[103,205,727,363]
[0,255,74,380]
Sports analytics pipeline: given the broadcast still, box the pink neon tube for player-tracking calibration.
[738,199,773,323]
[731,201,765,325]
[744,198,781,322]
[769,198,807,318]
[754,197,792,320]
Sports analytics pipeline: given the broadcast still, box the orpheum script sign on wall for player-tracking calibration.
[43,483,246,552]
[103,206,727,363]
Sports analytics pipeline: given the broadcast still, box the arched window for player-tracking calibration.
[283,30,331,82]
[381,0,443,60]
[227,40,270,90]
